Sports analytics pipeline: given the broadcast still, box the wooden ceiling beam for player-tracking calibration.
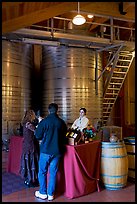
[123,2,135,12]
[81,2,135,21]
[2,2,135,35]
[2,2,79,34]
[2,2,24,8]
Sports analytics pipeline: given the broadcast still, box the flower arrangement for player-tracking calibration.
[82,125,96,139]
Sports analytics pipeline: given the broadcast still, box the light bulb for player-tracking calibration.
[87,14,94,19]
[72,14,86,25]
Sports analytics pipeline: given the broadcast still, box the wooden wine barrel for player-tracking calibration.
[101,141,128,190]
[124,136,135,181]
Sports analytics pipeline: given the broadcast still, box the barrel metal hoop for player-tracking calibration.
[101,174,128,178]
[101,154,127,158]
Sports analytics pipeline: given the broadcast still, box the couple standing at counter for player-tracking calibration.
[20,105,89,201]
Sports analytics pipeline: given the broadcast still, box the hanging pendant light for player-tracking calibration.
[72,2,86,25]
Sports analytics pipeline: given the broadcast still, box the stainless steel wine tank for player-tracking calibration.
[42,45,103,124]
[2,41,33,140]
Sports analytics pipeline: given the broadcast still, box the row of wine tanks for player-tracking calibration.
[2,41,103,140]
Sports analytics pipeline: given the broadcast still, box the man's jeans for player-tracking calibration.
[38,153,60,195]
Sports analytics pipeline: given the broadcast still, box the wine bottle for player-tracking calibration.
[66,128,70,137]
[73,133,78,138]
[70,132,75,137]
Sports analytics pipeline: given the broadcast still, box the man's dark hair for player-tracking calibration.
[48,103,58,114]
[79,107,87,114]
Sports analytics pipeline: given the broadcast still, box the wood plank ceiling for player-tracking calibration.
[2,2,135,35]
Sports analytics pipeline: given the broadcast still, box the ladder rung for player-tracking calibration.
[109,86,122,88]
[111,77,124,79]
[108,88,120,90]
[104,95,117,98]
[110,82,122,85]
[104,98,115,100]
[119,52,132,55]
[116,65,129,68]
[118,59,131,62]
[105,93,118,95]
[109,85,122,88]
[119,51,131,52]
[103,107,112,109]
[103,102,114,104]
[113,71,126,74]
[119,54,132,56]
[104,89,119,93]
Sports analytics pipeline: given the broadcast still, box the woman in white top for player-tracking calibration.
[71,108,89,132]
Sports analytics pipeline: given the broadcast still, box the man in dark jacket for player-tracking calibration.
[34,103,67,201]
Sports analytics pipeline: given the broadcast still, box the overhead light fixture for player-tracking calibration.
[72,2,86,25]
[87,14,94,19]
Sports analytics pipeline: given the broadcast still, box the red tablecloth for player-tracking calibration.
[63,141,101,198]
[7,136,24,175]
[7,136,101,199]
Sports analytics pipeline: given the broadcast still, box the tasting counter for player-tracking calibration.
[7,135,101,199]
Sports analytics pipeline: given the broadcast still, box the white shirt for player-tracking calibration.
[71,116,89,132]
